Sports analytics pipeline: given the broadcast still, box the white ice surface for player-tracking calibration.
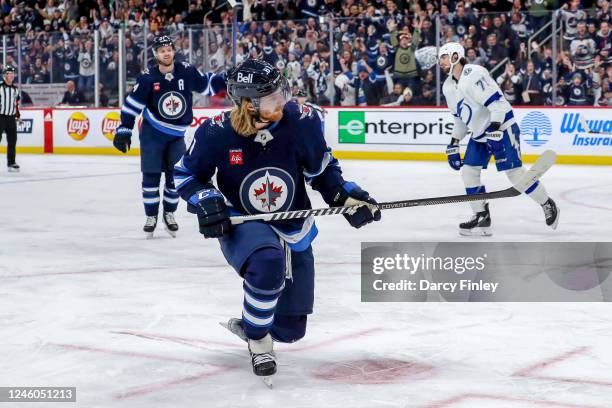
[1,155,611,408]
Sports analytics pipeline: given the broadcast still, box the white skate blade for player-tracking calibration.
[261,376,273,388]
[459,227,492,236]
[7,168,19,173]
[145,231,154,239]
[164,226,177,238]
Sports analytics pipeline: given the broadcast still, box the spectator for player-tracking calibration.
[596,21,612,68]
[483,33,508,70]
[77,39,94,99]
[556,0,587,46]
[413,84,435,105]
[522,60,543,104]
[571,22,596,71]
[391,20,421,92]
[382,82,404,105]
[566,72,589,105]
[60,80,85,105]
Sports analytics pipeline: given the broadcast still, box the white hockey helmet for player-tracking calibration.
[438,42,465,70]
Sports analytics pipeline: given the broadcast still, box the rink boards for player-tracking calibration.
[2,106,611,165]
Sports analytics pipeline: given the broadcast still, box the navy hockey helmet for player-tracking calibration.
[152,35,174,56]
[226,59,290,108]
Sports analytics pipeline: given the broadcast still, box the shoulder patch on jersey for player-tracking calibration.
[142,68,150,75]
[181,61,191,68]
[463,67,472,76]
[212,113,225,128]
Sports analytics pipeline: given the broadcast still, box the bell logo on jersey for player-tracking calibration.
[236,72,253,83]
[229,149,243,166]
[240,167,295,214]
[158,91,187,120]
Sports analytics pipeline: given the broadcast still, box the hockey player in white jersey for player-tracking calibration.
[439,42,559,235]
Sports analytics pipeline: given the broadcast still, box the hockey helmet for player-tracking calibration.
[226,59,290,110]
[438,42,465,70]
[152,35,175,56]
[2,65,16,75]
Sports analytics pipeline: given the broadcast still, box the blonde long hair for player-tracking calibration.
[230,101,258,137]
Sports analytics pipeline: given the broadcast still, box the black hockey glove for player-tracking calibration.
[188,188,232,238]
[332,182,381,229]
[113,125,132,153]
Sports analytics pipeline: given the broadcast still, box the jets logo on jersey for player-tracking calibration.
[240,167,295,214]
[158,91,187,120]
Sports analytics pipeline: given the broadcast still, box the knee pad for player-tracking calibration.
[461,165,483,188]
[142,172,161,188]
[243,247,286,292]
[271,315,308,343]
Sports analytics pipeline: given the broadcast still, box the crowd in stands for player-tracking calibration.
[0,0,610,106]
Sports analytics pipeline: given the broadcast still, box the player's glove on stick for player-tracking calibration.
[189,188,231,238]
[485,122,505,158]
[445,143,463,171]
[332,182,381,228]
[113,125,132,153]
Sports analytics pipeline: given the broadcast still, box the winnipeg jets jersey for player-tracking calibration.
[442,64,516,143]
[120,61,225,137]
[174,102,345,250]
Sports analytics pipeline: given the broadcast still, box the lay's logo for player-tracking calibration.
[67,112,90,141]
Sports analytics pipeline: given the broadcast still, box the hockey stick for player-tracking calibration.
[579,114,612,135]
[229,150,556,225]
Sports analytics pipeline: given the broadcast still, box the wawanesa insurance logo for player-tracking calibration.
[521,111,552,147]
[338,111,453,144]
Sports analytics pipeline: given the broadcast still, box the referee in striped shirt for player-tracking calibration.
[0,65,20,172]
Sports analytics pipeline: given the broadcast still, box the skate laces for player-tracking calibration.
[164,212,176,224]
[145,216,157,227]
[253,353,274,365]
[543,202,553,218]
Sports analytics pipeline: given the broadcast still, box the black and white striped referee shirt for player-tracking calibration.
[0,81,20,116]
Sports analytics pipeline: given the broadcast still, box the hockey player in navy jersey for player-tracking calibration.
[113,35,225,238]
[174,59,381,380]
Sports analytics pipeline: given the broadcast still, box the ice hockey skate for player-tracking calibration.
[542,198,560,230]
[143,215,157,239]
[162,212,178,238]
[459,203,492,236]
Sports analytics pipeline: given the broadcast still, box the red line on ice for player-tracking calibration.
[513,346,590,377]
[514,346,612,388]
[115,330,240,349]
[113,366,236,400]
[53,343,225,367]
[559,184,612,211]
[424,393,604,408]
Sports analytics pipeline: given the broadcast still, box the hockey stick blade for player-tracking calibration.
[578,113,612,136]
[229,150,556,225]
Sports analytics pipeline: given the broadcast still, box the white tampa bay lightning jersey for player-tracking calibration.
[442,64,516,143]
